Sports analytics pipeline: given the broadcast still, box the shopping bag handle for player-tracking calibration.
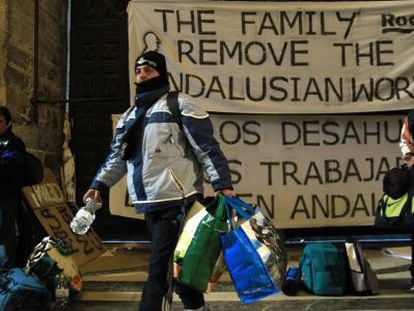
[223,197,234,230]
[217,194,241,230]
[223,195,255,220]
[214,193,227,221]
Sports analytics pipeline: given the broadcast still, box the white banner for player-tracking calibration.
[110,113,404,228]
[128,0,414,114]
[208,114,404,228]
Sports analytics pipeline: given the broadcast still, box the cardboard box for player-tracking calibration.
[22,169,106,267]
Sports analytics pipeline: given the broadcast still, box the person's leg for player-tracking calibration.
[410,232,414,290]
[409,168,414,290]
[0,198,17,269]
[175,281,205,310]
[139,206,183,311]
[15,200,43,268]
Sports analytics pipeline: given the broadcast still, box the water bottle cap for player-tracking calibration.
[85,197,102,211]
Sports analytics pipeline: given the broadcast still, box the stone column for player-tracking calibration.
[0,0,67,176]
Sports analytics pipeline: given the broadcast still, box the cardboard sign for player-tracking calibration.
[22,169,106,267]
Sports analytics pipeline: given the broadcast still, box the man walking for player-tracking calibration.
[83,51,233,310]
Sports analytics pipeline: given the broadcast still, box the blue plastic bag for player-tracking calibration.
[221,196,287,304]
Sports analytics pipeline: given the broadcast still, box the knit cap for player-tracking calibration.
[135,51,167,77]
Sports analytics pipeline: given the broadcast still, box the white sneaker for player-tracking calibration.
[184,303,210,311]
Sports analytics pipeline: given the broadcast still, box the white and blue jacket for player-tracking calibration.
[90,87,233,212]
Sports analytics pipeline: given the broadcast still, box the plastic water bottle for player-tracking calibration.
[55,269,69,307]
[70,197,102,235]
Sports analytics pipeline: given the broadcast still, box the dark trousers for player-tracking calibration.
[409,170,414,284]
[410,232,414,283]
[139,205,204,311]
[0,198,18,269]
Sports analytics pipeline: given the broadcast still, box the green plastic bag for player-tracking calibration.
[173,195,228,292]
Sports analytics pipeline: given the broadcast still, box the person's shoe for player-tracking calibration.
[410,279,414,291]
[184,303,210,311]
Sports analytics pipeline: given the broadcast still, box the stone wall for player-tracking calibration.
[0,0,67,176]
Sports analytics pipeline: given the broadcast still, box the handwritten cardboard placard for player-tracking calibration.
[22,169,105,267]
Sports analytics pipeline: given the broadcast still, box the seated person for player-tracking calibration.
[0,106,26,269]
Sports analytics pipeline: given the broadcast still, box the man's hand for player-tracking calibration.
[82,189,102,204]
[215,189,234,197]
[404,154,414,167]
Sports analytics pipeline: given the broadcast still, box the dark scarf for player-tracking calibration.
[0,126,12,140]
[119,85,170,160]
[135,75,169,95]
[135,85,170,109]
[0,127,14,151]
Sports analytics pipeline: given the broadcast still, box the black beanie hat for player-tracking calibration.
[135,51,167,77]
[134,51,169,94]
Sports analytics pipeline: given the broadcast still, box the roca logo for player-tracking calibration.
[381,14,414,33]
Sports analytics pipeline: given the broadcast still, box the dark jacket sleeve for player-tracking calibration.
[179,95,233,191]
[0,133,26,196]
[89,109,132,193]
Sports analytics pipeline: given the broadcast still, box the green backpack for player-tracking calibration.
[299,243,347,296]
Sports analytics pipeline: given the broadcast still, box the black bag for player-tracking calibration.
[375,192,414,229]
[375,166,414,229]
[25,236,82,294]
[23,152,44,186]
[383,165,410,199]
[26,254,60,297]
[0,268,52,311]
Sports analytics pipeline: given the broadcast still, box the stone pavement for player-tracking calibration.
[60,243,414,311]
